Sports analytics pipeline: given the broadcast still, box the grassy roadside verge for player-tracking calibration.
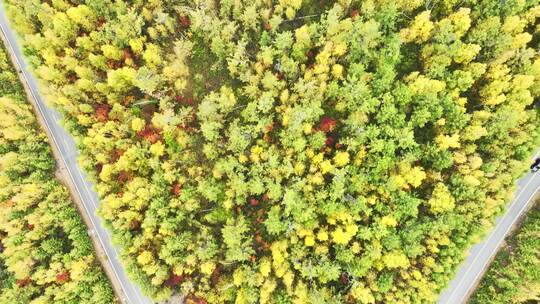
[469,198,540,304]
[2,1,540,302]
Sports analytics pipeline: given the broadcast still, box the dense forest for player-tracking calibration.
[4,0,540,303]
[471,200,540,303]
[0,43,116,303]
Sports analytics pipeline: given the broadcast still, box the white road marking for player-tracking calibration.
[440,170,540,303]
[465,182,540,298]
[0,8,151,304]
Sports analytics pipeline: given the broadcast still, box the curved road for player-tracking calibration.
[0,3,152,304]
[438,152,540,304]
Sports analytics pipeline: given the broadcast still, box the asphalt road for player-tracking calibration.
[438,151,540,304]
[0,4,153,304]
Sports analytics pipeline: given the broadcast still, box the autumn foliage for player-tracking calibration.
[0,45,116,303]
[471,201,540,304]
[3,0,540,303]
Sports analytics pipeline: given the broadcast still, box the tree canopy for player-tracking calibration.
[4,0,540,303]
[0,42,116,304]
[471,201,540,304]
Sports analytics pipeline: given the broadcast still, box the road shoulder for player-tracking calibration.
[0,23,126,303]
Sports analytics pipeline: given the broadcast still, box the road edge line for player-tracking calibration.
[0,14,128,303]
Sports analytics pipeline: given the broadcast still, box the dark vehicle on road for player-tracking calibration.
[531,158,540,172]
